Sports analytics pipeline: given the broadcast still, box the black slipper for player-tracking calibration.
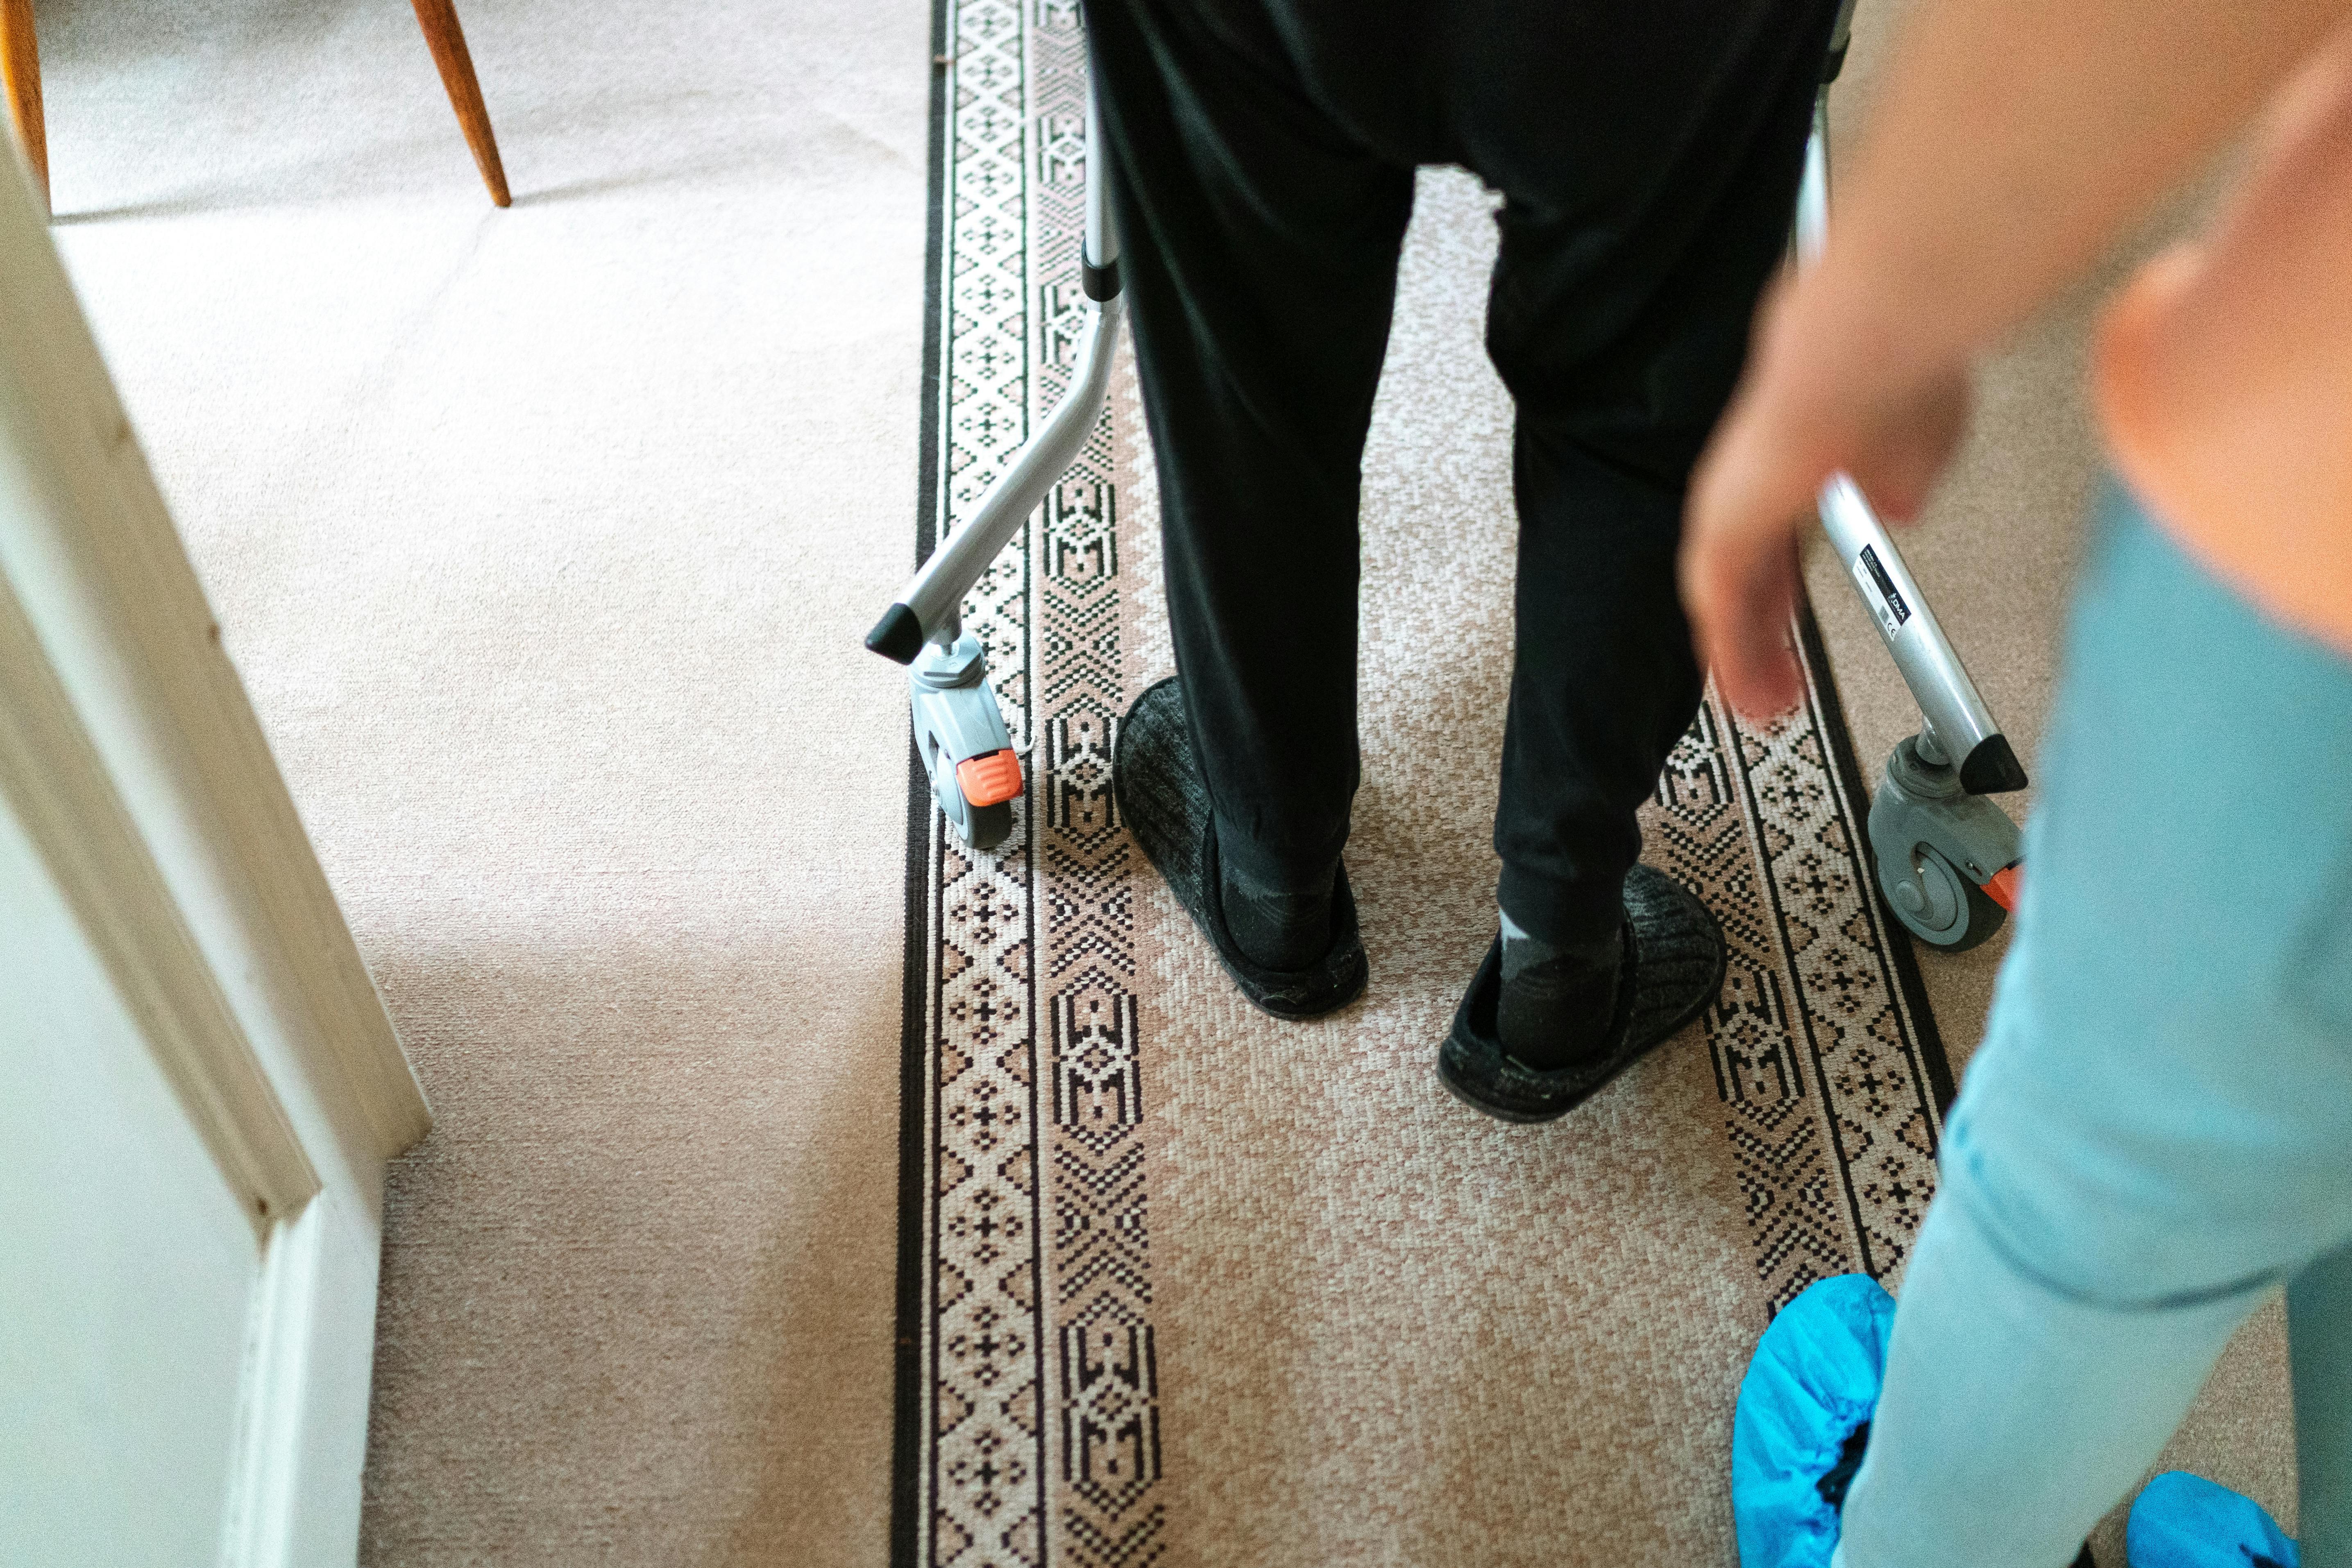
[1113,677,1368,1020]
[1437,864,1725,1123]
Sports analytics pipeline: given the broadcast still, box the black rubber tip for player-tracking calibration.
[1082,257,1121,302]
[866,602,925,665]
[1960,733,2030,795]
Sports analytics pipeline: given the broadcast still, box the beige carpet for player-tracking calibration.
[39,0,931,1559]
[41,0,2293,1557]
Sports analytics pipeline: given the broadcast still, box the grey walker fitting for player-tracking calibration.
[910,633,1021,851]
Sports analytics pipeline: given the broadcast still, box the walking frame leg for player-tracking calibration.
[867,67,1125,852]
[1800,77,2026,953]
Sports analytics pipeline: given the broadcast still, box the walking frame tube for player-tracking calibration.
[866,78,1125,665]
[866,294,1125,661]
[866,68,1125,853]
[1794,95,2028,795]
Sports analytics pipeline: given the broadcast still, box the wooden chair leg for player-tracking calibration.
[0,0,47,216]
[408,0,509,207]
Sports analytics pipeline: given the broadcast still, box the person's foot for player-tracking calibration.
[1731,1274,1896,1568]
[1113,677,1367,1019]
[1219,855,1335,972]
[1435,864,1724,1123]
[1497,917,1623,1068]
[2128,1472,2299,1568]
[1733,1275,2100,1568]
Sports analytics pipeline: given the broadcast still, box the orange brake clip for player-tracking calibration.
[955,749,1023,808]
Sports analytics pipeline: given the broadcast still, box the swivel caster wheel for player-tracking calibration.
[1867,735,2023,956]
[969,801,1012,850]
[1878,844,2005,951]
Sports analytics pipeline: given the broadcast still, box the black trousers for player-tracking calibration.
[1089,0,1837,946]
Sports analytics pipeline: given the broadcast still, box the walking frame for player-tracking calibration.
[864,1,2027,955]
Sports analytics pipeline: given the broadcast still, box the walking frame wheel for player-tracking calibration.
[928,734,1017,852]
[1866,735,2023,954]
[1878,843,2006,951]
[967,800,1014,851]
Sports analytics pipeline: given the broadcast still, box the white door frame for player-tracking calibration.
[0,151,429,1566]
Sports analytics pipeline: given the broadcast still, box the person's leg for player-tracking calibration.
[1086,0,1413,969]
[1835,1199,2261,1567]
[1480,56,1824,960]
[2123,1237,2352,1568]
[1444,3,1829,1086]
[2112,1237,2352,1568]
[1828,485,2352,1567]
[2294,1241,2352,1566]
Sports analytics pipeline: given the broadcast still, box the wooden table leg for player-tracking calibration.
[408,0,509,207]
[0,0,46,215]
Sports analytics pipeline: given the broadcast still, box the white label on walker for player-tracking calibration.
[1853,545,1912,638]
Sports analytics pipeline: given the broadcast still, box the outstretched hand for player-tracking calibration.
[1681,274,1972,718]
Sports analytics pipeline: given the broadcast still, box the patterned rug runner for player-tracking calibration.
[892,9,1953,1564]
